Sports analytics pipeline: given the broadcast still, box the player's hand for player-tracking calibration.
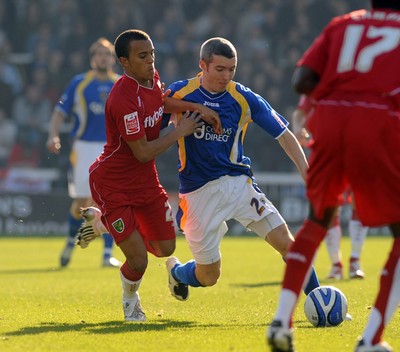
[46,136,61,154]
[161,82,171,102]
[175,110,204,137]
[195,105,222,135]
[294,128,311,148]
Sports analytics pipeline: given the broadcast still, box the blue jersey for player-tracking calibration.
[56,70,119,142]
[164,73,289,194]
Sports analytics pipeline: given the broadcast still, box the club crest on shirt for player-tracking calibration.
[112,218,125,233]
[124,112,140,135]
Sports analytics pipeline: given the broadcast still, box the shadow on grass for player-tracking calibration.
[0,267,61,275]
[4,319,224,336]
[230,281,282,288]
[231,278,354,289]
[0,266,117,275]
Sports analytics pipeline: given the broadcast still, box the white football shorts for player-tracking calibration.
[68,140,104,198]
[178,174,285,264]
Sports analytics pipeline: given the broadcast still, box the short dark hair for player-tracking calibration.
[114,29,150,59]
[200,37,237,64]
[371,0,400,10]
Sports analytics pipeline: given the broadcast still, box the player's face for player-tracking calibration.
[121,39,155,85]
[199,54,237,93]
[91,46,115,73]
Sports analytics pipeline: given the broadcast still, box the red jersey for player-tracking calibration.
[298,9,400,226]
[298,9,400,105]
[89,70,164,192]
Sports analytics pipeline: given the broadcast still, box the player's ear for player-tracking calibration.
[199,60,206,71]
[118,57,129,69]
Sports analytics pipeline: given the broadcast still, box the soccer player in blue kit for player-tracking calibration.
[163,37,321,301]
[47,37,120,268]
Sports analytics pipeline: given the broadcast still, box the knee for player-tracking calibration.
[266,224,294,257]
[152,241,176,257]
[127,256,148,273]
[278,240,293,258]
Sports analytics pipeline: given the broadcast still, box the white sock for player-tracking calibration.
[120,272,142,300]
[325,225,342,264]
[362,257,400,344]
[348,219,368,259]
[274,289,298,329]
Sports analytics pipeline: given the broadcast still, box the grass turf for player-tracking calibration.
[0,235,398,352]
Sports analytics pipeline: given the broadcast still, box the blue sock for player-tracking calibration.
[173,260,202,287]
[103,233,114,259]
[303,266,320,295]
[67,214,83,246]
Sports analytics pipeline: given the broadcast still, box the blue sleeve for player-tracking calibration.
[55,76,81,116]
[237,84,289,138]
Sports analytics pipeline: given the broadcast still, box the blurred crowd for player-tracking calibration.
[0,0,367,191]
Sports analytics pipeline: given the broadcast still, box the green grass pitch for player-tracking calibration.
[0,235,398,352]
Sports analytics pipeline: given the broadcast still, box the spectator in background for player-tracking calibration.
[11,1,43,53]
[0,30,23,115]
[26,22,57,57]
[46,37,120,269]
[0,107,17,168]
[61,17,92,56]
[51,0,80,43]
[11,83,52,165]
[45,49,70,104]
[7,128,41,168]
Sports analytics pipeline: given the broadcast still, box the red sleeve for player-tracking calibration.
[106,80,146,142]
[116,98,146,142]
[297,23,331,77]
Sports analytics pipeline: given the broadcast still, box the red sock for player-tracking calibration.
[120,261,144,282]
[371,237,400,345]
[282,220,327,294]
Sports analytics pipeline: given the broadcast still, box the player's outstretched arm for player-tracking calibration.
[46,110,65,154]
[277,129,309,181]
[127,110,203,163]
[164,97,222,134]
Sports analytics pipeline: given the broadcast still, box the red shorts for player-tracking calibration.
[307,102,400,227]
[90,177,175,245]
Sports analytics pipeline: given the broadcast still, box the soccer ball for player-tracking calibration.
[304,286,348,327]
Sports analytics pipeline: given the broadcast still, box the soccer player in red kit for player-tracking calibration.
[84,29,221,322]
[267,1,400,351]
[292,94,369,280]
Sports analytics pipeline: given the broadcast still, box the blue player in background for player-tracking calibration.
[163,37,321,301]
[46,37,120,268]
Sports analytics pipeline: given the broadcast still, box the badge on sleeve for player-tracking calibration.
[124,112,140,134]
